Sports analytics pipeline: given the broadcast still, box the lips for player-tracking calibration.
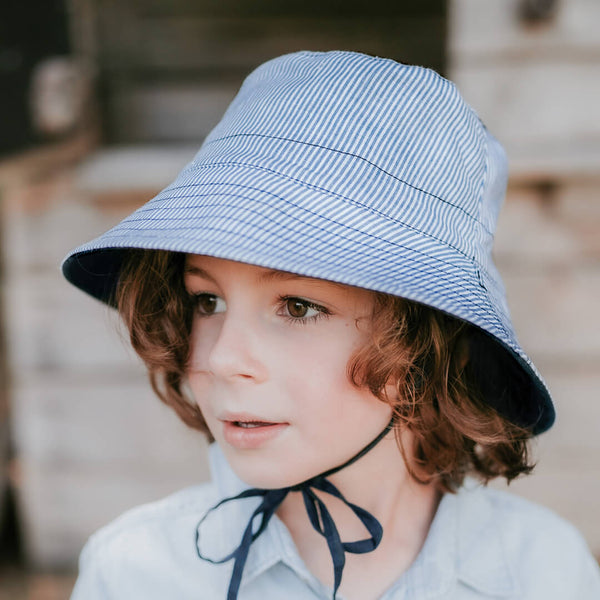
[220,413,289,449]
[219,411,284,426]
[234,421,275,428]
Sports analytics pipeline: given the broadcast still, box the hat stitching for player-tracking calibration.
[107,208,503,318]
[150,167,489,265]
[472,126,512,348]
[476,269,513,343]
[93,230,499,328]
[195,132,492,235]
[138,182,478,265]
[477,272,515,350]
[121,192,489,287]
[179,153,489,237]
[476,125,492,225]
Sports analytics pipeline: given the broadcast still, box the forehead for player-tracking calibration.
[184,254,373,301]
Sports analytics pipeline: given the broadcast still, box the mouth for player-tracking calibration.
[232,420,279,429]
[220,412,286,427]
[220,414,289,449]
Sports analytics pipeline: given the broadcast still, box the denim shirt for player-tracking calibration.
[71,444,600,599]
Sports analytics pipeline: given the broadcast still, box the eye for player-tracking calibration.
[280,296,329,323]
[193,293,226,316]
[286,298,315,318]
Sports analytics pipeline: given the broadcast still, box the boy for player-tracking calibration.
[63,51,600,599]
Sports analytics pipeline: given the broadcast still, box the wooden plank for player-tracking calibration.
[131,0,446,18]
[106,83,239,142]
[500,266,600,364]
[76,145,198,192]
[493,183,600,365]
[12,375,207,466]
[93,3,447,143]
[14,373,209,567]
[19,460,210,568]
[452,62,600,153]
[98,16,446,75]
[451,0,600,62]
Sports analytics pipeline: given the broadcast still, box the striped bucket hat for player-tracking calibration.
[62,50,554,434]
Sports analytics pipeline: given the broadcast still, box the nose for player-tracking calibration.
[192,309,267,382]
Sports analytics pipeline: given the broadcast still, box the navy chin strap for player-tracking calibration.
[195,420,394,600]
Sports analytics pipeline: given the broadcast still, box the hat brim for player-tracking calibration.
[62,159,555,434]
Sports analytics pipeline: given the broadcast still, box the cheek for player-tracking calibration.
[187,370,211,418]
[186,322,216,413]
[283,330,367,408]
[303,326,389,417]
[187,319,217,372]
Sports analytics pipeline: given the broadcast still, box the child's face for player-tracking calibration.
[184,254,393,488]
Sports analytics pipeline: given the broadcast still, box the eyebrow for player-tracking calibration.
[183,264,216,282]
[184,263,348,291]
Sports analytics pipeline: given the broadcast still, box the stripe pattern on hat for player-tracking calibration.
[62,50,554,434]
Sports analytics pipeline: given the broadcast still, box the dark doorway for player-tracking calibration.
[0,0,71,155]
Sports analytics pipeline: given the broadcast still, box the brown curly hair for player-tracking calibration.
[117,249,534,493]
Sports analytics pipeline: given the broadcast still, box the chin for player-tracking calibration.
[225,452,310,490]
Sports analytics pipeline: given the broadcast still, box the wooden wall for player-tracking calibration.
[93,0,446,142]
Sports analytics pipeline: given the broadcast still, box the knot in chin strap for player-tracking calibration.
[195,421,392,600]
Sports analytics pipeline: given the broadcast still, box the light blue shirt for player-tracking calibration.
[72,444,600,599]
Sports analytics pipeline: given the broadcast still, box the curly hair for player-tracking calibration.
[116,249,534,492]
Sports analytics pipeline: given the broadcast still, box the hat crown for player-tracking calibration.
[195,51,506,268]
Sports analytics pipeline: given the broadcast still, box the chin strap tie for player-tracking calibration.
[195,420,393,600]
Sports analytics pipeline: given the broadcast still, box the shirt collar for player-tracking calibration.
[381,480,519,598]
[206,444,519,598]
[454,479,520,597]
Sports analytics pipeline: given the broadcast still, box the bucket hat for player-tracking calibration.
[62,50,554,434]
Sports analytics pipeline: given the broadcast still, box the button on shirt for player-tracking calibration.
[71,444,600,599]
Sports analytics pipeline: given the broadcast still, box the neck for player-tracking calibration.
[276,428,441,596]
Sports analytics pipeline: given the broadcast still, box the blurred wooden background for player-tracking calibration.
[0,3,598,594]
